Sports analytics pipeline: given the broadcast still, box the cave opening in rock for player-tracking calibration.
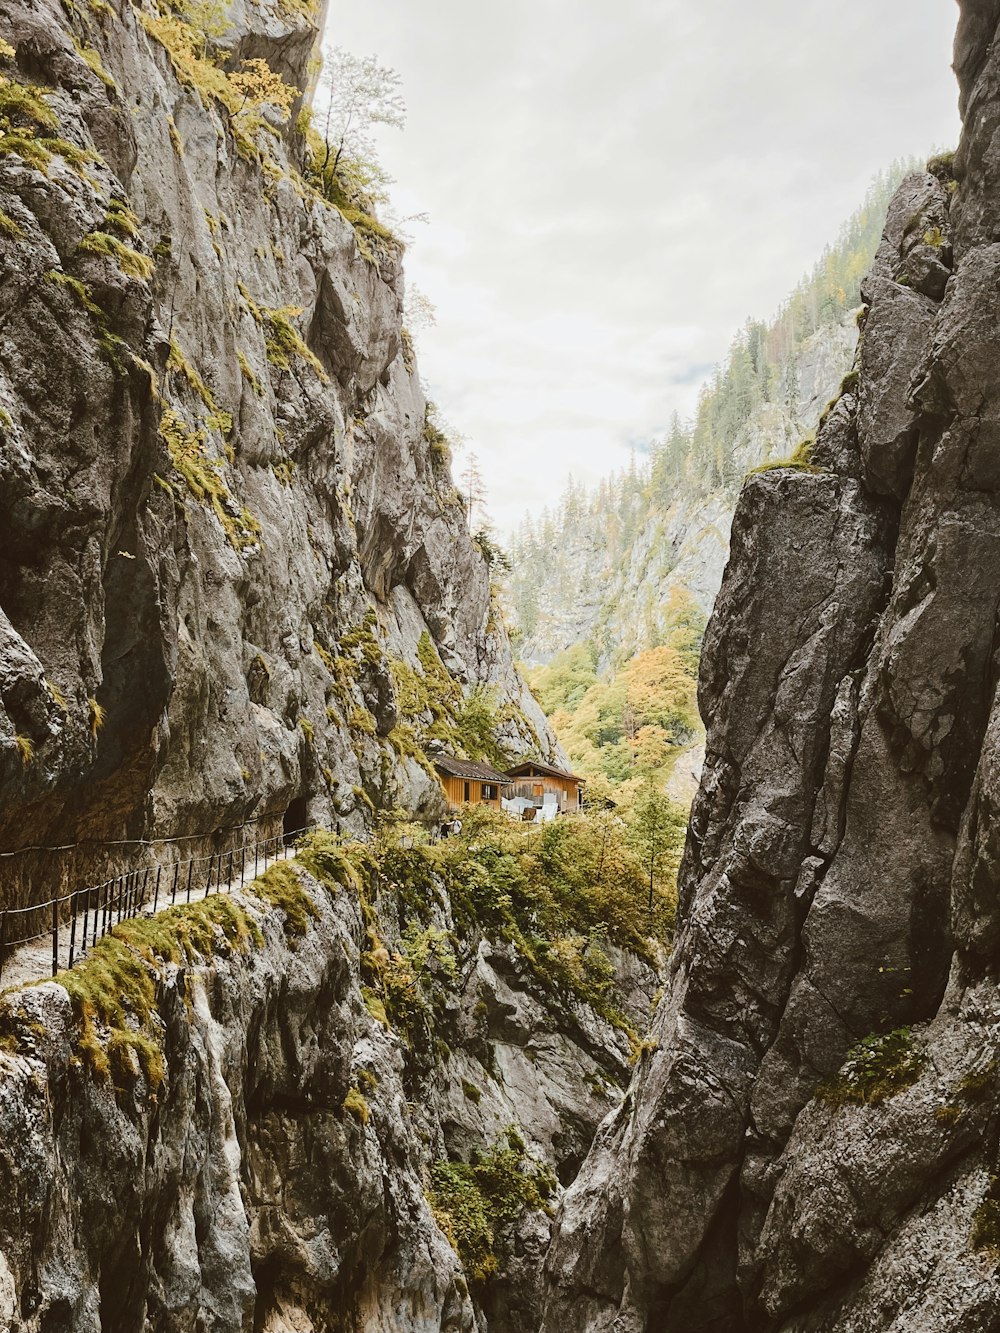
[283,795,309,844]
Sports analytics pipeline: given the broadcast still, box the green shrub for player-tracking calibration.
[817,1028,925,1107]
[389,633,513,771]
[427,1131,556,1282]
[363,809,670,1040]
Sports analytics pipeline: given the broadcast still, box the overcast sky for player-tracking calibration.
[328,1,961,534]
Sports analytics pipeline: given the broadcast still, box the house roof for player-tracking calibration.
[434,755,510,783]
[505,760,586,784]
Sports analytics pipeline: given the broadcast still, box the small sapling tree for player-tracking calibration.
[311,46,405,199]
[628,783,683,910]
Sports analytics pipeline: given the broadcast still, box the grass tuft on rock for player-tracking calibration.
[342,1085,370,1123]
[159,406,260,551]
[78,230,155,281]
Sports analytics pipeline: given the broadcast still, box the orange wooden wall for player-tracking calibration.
[439,775,502,810]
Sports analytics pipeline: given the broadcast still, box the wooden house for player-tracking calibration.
[434,756,510,811]
[503,760,585,816]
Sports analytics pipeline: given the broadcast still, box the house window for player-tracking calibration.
[464,781,470,802]
[481,783,497,802]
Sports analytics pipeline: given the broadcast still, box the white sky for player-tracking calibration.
[328,0,961,534]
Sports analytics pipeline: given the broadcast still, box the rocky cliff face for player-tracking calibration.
[0,0,555,911]
[540,9,1000,1331]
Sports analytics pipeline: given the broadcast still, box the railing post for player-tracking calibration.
[185,858,194,904]
[205,852,215,897]
[171,860,179,906]
[0,909,7,983]
[152,866,161,913]
[254,839,259,880]
[139,867,150,915]
[68,890,78,969]
[226,849,234,893]
[240,843,246,886]
[51,898,58,977]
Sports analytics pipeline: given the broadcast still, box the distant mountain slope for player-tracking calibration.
[507,163,916,669]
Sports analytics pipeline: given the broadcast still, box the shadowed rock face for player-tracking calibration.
[0,0,555,904]
[541,8,1000,1332]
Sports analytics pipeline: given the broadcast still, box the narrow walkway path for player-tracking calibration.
[0,831,307,995]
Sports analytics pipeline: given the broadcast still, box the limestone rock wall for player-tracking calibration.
[540,9,1000,1331]
[0,0,555,908]
[0,854,657,1333]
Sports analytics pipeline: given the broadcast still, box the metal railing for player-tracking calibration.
[0,822,324,984]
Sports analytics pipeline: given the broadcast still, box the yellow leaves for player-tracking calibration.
[0,40,15,61]
[230,58,297,119]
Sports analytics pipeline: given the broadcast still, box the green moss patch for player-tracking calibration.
[748,436,821,477]
[296,829,366,894]
[342,1085,370,1123]
[972,1177,1000,1255]
[45,894,259,1090]
[249,862,318,939]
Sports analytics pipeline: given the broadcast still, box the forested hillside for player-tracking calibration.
[510,163,918,800]
[508,162,916,672]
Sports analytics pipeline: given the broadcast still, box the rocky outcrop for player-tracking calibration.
[541,10,1000,1331]
[0,0,555,911]
[0,845,657,1333]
